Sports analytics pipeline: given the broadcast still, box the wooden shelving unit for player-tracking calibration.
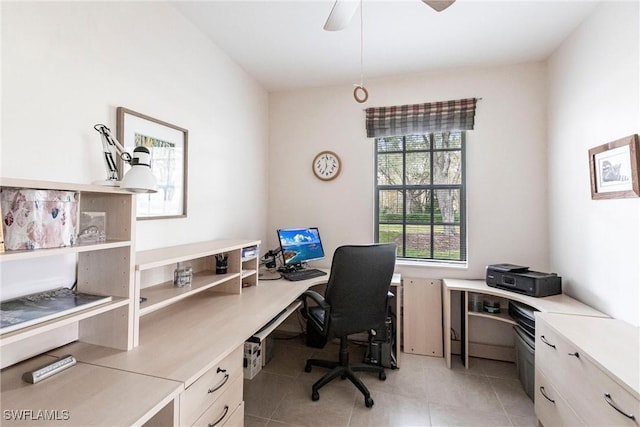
[0,178,136,369]
[0,178,266,426]
[133,239,260,346]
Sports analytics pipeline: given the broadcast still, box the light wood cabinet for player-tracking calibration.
[0,178,136,369]
[403,278,443,357]
[191,376,243,427]
[535,313,640,426]
[180,345,243,426]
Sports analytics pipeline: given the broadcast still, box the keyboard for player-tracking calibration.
[281,268,327,281]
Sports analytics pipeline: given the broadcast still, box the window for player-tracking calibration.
[375,131,466,262]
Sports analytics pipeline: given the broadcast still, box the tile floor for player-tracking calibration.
[243,333,537,427]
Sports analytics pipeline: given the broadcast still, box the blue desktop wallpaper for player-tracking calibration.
[278,228,325,265]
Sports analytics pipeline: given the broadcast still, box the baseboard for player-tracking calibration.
[450,340,515,363]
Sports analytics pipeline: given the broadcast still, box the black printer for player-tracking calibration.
[486,264,562,297]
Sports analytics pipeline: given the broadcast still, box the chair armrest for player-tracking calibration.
[300,289,330,311]
[299,290,331,333]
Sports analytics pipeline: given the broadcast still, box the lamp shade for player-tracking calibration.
[120,147,157,193]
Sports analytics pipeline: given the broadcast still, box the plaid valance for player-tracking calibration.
[365,98,478,138]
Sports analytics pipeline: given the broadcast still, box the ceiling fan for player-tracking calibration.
[324,0,455,31]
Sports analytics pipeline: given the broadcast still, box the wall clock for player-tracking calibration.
[312,151,341,181]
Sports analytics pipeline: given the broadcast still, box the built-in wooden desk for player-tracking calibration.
[45,274,326,425]
[1,354,182,426]
[53,276,320,384]
[3,257,399,426]
[442,279,606,369]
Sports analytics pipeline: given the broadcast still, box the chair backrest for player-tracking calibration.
[323,244,397,338]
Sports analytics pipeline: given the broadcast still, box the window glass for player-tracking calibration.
[376,132,466,262]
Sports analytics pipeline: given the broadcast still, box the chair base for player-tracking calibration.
[304,337,386,408]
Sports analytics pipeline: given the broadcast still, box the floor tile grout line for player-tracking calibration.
[486,373,517,427]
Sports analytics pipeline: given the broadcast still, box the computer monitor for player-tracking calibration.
[277,227,325,269]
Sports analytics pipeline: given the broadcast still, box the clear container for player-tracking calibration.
[173,263,193,287]
[468,293,483,312]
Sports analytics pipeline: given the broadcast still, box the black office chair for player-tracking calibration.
[299,243,397,408]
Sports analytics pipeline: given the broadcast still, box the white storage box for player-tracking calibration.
[1,188,79,250]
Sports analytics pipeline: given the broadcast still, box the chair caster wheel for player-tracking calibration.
[312,391,320,401]
[304,363,312,373]
[365,397,374,408]
[379,371,386,381]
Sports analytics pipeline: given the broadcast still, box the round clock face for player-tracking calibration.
[313,151,341,181]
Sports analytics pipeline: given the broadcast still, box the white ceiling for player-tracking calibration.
[171,0,600,92]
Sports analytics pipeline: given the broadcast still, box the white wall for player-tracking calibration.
[547,1,640,326]
[268,62,550,280]
[1,2,270,252]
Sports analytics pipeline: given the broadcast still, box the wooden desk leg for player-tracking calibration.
[461,291,468,368]
[443,286,451,368]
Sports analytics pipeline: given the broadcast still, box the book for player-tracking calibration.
[1,288,112,334]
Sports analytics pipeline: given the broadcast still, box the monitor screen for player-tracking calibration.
[277,227,325,267]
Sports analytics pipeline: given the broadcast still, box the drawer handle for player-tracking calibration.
[207,404,229,427]
[540,335,556,349]
[207,373,230,394]
[539,386,555,404]
[604,393,636,420]
[568,352,580,358]
[217,367,227,373]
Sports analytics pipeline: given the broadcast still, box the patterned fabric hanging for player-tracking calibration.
[365,98,478,138]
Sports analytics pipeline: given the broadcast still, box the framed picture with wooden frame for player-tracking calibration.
[117,107,188,219]
[588,134,640,200]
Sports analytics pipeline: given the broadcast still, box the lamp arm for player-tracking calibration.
[94,124,133,182]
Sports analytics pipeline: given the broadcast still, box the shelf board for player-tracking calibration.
[468,310,516,325]
[0,177,134,194]
[136,239,261,271]
[139,271,241,317]
[241,269,257,279]
[0,297,129,347]
[0,240,132,262]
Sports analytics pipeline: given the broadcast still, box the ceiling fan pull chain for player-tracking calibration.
[353,0,368,103]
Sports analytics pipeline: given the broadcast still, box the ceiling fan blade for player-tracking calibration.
[324,0,360,31]
[422,0,456,12]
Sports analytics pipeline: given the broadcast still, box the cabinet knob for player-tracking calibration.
[568,352,580,358]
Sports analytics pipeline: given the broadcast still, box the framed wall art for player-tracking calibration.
[117,107,188,219]
[588,134,639,200]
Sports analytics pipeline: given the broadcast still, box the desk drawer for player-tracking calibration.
[537,318,640,426]
[222,401,244,427]
[535,368,584,427]
[192,376,242,427]
[565,352,639,427]
[180,345,243,426]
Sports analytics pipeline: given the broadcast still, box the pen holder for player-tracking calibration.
[216,254,228,274]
